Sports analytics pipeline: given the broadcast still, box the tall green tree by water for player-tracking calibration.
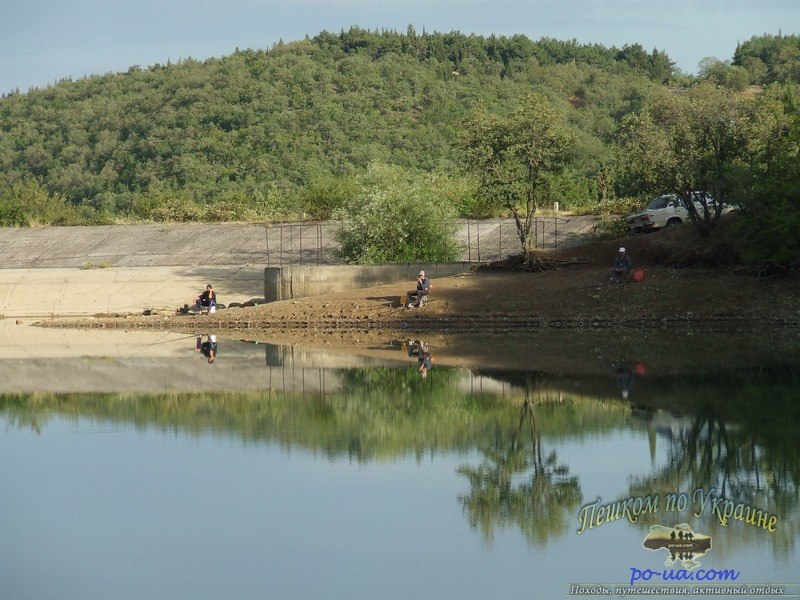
[462,94,573,254]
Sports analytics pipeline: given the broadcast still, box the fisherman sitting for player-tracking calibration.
[406,270,431,308]
[194,283,217,313]
[609,247,632,283]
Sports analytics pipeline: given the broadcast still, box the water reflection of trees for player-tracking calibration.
[0,370,516,463]
[457,382,582,545]
[0,395,51,434]
[627,380,800,556]
[3,369,796,554]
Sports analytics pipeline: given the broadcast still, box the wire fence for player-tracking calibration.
[264,217,571,266]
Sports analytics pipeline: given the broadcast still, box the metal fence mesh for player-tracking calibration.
[264,217,572,266]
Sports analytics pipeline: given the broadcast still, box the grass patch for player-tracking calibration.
[80,261,113,270]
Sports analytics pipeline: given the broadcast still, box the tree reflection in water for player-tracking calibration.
[627,380,800,554]
[3,364,796,554]
[457,380,582,545]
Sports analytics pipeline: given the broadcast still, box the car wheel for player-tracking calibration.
[666,218,682,228]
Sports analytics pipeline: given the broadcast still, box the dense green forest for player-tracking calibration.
[0,28,798,261]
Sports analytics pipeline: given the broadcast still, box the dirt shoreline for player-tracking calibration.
[38,224,800,350]
[42,263,800,334]
[38,275,800,376]
[35,232,800,374]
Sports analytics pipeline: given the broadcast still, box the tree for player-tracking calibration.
[697,57,749,91]
[736,84,800,263]
[462,94,573,254]
[733,33,800,85]
[0,29,670,225]
[0,179,80,226]
[616,83,750,235]
[297,172,357,220]
[333,162,459,264]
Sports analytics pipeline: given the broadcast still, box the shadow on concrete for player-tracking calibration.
[179,265,265,301]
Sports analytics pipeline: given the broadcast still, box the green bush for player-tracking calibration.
[429,173,483,218]
[333,163,460,264]
[0,180,79,226]
[203,190,256,222]
[739,200,800,264]
[591,214,630,240]
[548,168,594,210]
[297,174,358,221]
[133,189,201,222]
[586,197,643,239]
[596,196,644,216]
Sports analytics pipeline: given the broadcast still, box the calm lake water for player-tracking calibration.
[1,327,798,599]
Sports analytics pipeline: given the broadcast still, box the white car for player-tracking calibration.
[626,193,732,232]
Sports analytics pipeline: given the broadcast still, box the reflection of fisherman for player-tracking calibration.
[195,334,218,364]
[402,339,432,377]
[615,363,634,398]
[406,339,429,357]
[418,350,432,378]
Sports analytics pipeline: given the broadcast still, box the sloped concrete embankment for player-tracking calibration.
[0,266,265,318]
[0,223,275,318]
[0,218,598,317]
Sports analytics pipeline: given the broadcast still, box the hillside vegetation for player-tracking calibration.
[1,28,799,262]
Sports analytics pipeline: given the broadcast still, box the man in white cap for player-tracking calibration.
[406,270,431,308]
[610,247,632,283]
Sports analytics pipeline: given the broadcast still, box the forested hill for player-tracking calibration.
[0,28,675,221]
[0,28,797,228]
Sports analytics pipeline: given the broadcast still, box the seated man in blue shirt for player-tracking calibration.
[609,247,632,283]
[194,283,217,313]
[406,271,431,308]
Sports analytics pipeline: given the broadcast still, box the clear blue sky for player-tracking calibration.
[1,0,797,94]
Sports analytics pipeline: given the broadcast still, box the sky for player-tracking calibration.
[0,0,798,95]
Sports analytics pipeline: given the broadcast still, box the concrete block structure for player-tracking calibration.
[264,263,476,302]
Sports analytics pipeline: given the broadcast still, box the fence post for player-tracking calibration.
[554,218,558,249]
[499,222,502,259]
[477,221,481,262]
[265,225,270,267]
[279,226,284,266]
[466,220,471,262]
[317,224,321,265]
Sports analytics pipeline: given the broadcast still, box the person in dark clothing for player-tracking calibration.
[195,284,217,313]
[406,271,431,308]
[615,362,635,399]
[609,247,632,283]
[418,350,432,378]
[195,334,218,364]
